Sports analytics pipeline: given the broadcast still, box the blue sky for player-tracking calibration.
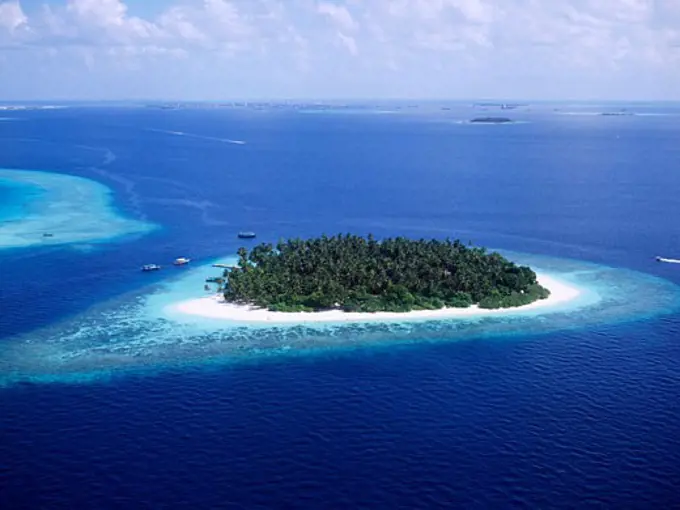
[1,0,679,101]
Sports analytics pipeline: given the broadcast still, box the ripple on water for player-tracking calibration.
[1,252,680,386]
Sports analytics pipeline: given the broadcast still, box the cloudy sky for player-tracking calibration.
[1,0,679,100]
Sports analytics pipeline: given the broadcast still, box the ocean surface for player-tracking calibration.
[1,103,680,508]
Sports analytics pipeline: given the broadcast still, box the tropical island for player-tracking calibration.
[218,235,550,313]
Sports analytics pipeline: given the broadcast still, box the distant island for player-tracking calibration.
[473,103,528,109]
[469,117,514,124]
[220,235,550,313]
[0,105,65,111]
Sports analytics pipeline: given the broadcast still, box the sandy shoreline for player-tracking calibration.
[168,273,581,324]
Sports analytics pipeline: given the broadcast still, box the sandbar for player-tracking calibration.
[169,273,581,324]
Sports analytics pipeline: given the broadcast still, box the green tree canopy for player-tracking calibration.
[221,234,550,313]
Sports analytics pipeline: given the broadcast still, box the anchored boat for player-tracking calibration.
[173,257,191,266]
[238,231,256,239]
[142,264,162,272]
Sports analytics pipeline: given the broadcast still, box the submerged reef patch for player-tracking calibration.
[0,168,155,250]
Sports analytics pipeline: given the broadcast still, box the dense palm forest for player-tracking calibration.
[222,234,550,313]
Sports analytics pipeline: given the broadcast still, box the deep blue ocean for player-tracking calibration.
[1,104,680,508]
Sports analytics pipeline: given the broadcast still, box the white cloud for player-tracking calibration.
[337,31,357,55]
[65,0,159,45]
[316,1,359,56]
[155,0,256,54]
[317,2,357,32]
[157,6,206,43]
[0,0,27,32]
[0,0,678,99]
[66,0,126,23]
[385,0,493,23]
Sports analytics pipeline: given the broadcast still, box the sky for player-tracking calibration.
[0,0,679,101]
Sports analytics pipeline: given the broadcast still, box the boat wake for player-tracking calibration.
[146,128,246,145]
[657,257,680,264]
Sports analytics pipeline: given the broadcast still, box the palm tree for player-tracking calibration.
[221,234,548,312]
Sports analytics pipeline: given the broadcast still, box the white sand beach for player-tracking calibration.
[169,273,581,324]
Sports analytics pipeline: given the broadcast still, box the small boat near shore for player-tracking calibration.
[173,257,191,266]
[238,231,256,239]
[142,264,162,272]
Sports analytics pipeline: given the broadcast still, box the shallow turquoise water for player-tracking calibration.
[2,251,678,387]
[0,168,155,250]
[0,177,45,222]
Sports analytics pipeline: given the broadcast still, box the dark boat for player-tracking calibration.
[238,231,256,239]
[470,117,513,124]
[142,264,162,272]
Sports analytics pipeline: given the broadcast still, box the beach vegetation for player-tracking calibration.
[221,234,550,313]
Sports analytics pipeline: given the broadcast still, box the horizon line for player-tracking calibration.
[2,98,680,104]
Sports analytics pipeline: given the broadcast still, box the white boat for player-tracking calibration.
[656,256,680,264]
[173,257,191,266]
